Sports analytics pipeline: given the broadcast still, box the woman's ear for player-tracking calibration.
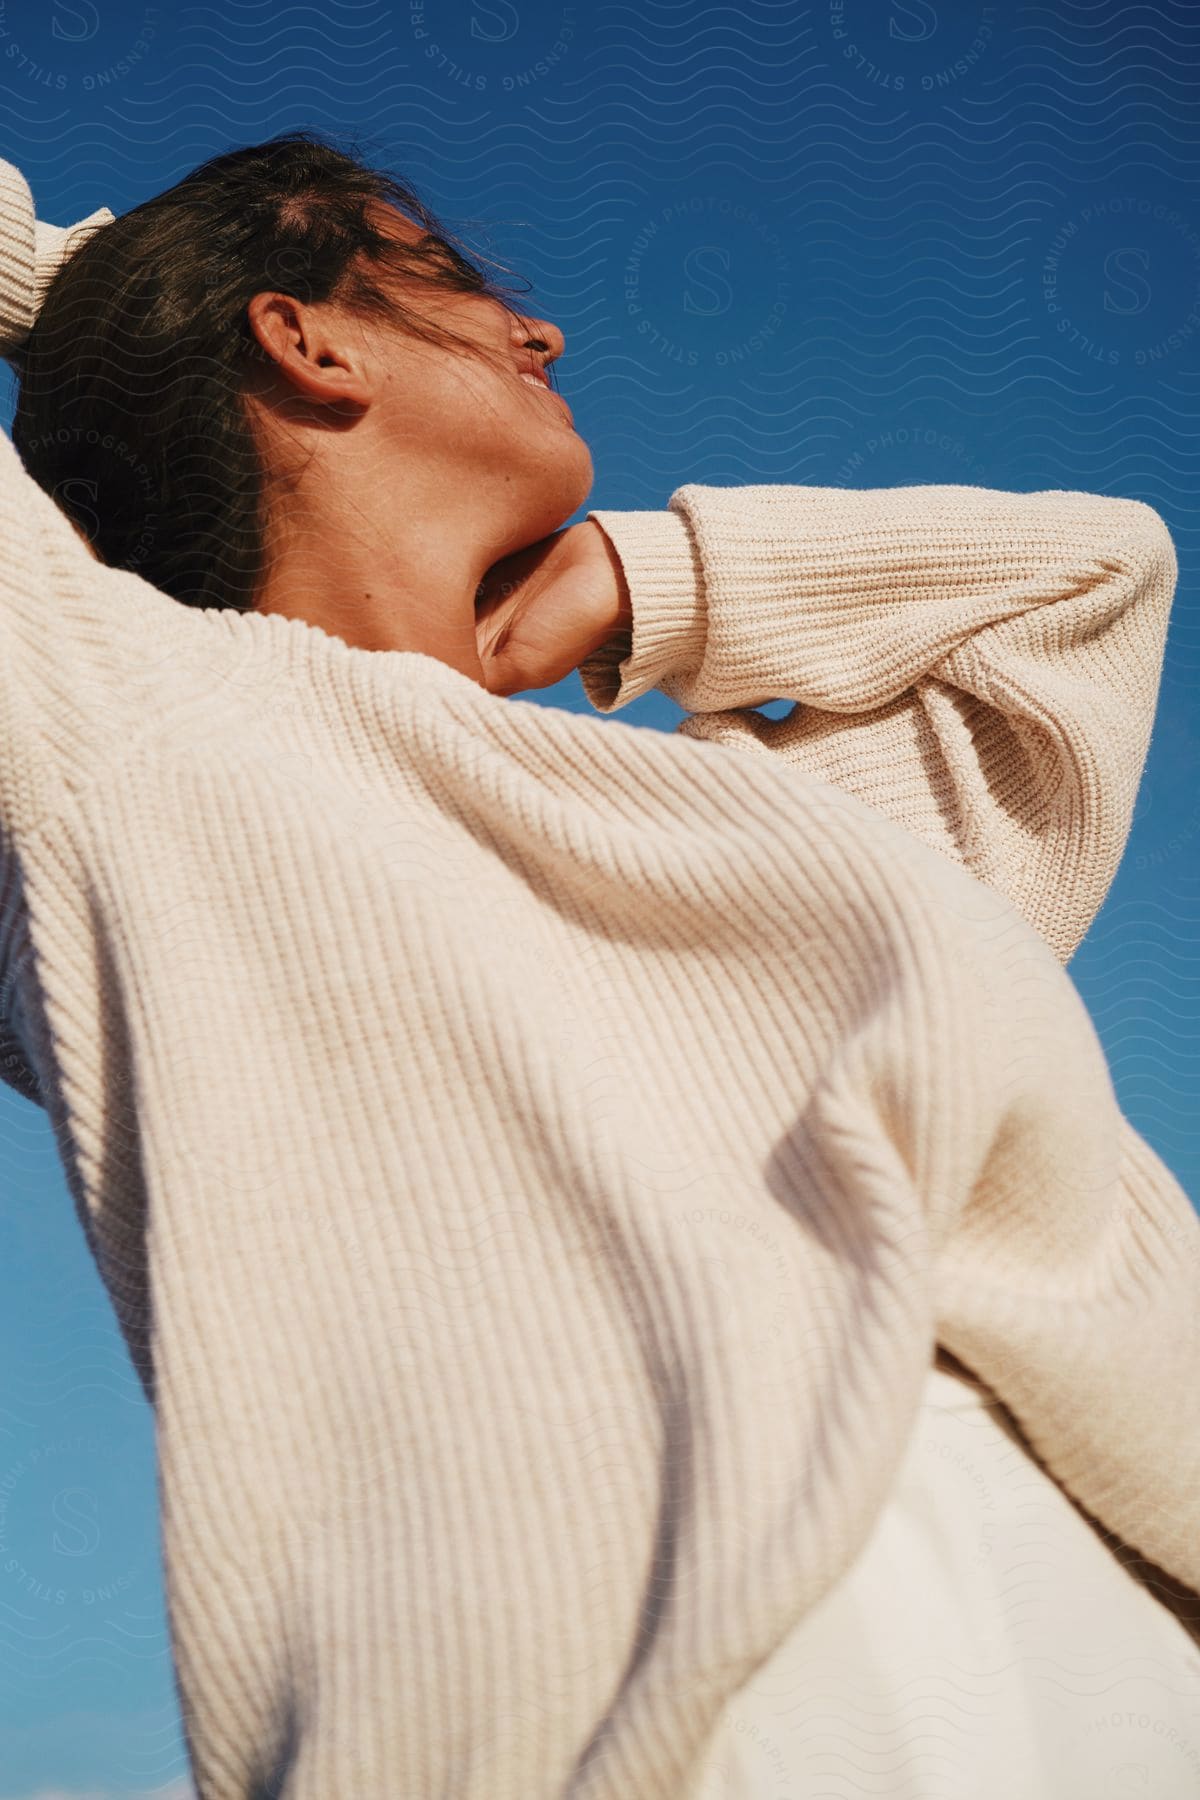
[245,292,374,409]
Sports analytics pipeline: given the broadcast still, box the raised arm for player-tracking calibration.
[578,483,1177,965]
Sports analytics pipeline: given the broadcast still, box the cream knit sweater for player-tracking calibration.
[1,165,1198,1800]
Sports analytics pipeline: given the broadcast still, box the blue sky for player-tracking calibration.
[1,0,1198,1792]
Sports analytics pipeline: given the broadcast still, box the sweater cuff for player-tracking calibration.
[577,506,707,712]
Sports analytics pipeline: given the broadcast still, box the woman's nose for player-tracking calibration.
[512,311,565,367]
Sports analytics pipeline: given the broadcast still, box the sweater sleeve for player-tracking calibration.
[577,484,1177,964]
[0,421,201,1108]
[0,408,208,805]
[0,424,131,832]
[0,427,71,1105]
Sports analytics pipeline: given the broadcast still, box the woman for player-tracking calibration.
[0,131,1197,1799]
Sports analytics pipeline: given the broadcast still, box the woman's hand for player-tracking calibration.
[474,520,632,697]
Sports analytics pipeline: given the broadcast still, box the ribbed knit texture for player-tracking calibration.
[1,162,1198,1798]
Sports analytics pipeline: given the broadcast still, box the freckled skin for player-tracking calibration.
[243,201,593,685]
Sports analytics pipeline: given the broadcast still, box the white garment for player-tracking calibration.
[3,158,1200,1796]
[695,1357,1200,1799]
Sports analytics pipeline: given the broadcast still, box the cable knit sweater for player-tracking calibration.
[1,164,1198,1800]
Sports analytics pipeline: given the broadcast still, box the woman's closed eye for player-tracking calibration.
[415,234,489,291]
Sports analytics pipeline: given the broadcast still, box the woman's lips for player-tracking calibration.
[518,371,573,420]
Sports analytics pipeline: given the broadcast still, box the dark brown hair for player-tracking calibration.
[12,128,536,611]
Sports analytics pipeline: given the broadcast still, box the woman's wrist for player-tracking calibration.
[581,518,632,636]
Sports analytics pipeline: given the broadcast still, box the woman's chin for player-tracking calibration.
[562,430,595,502]
[533,436,594,528]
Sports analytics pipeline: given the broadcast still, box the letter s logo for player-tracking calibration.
[890,1,938,41]
[683,245,733,316]
[55,477,101,549]
[1104,247,1152,316]
[1107,1764,1150,1793]
[52,1485,101,1558]
[471,0,519,43]
[53,0,100,43]
[700,1255,737,1326]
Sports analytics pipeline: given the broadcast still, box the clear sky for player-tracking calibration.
[1,0,1198,1793]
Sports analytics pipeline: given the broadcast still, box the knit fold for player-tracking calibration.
[578,505,706,709]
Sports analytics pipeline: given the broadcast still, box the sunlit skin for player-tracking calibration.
[244,202,629,692]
